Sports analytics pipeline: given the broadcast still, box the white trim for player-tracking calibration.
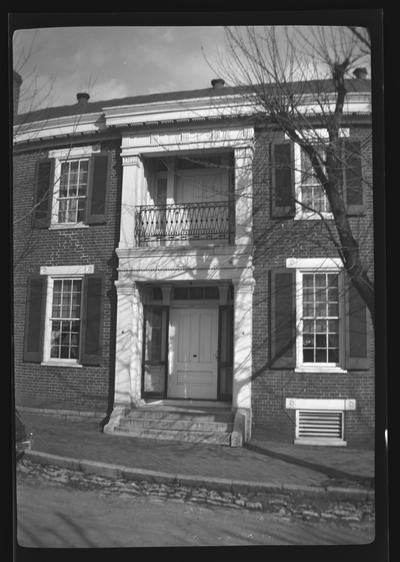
[294,438,347,447]
[48,145,98,159]
[286,398,356,410]
[285,128,350,141]
[294,366,347,374]
[40,361,83,368]
[48,223,90,231]
[40,265,94,276]
[286,257,343,269]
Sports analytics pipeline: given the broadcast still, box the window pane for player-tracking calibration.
[303,349,314,362]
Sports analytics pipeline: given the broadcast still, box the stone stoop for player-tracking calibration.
[111,402,234,446]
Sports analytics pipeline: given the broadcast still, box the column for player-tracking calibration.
[234,147,253,246]
[129,282,144,405]
[232,276,255,410]
[112,280,135,409]
[119,154,146,248]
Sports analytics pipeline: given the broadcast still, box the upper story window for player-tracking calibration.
[57,159,89,224]
[31,145,110,230]
[270,129,365,220]
[297,146,331,218]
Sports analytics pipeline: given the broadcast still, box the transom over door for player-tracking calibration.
[168,307,218,399]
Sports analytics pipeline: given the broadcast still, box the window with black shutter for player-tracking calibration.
[32,159,54,228]
[23,276,46,362]
[270,269,296,368]
[270,142,295,218]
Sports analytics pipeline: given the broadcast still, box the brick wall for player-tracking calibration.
[251,125,375,446]
[13,139,122,413]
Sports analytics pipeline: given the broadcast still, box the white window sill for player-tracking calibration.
[41,361,82,368]
[294,438,347,447]
[49,223,89,230]
[295,366,348,374]
[294,213,334,221]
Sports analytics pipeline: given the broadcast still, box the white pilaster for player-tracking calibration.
[119,154,146,249]
[232,276,255,411]
[112,280,135,408]
[234,147,253,246]
[129,282,144,405]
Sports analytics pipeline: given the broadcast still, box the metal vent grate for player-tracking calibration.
[297,410,344,440]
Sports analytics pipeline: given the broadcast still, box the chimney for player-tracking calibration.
[353,67,368,79]
[211,78,225,89]
[76,92,90,107]
[13,70,22,115]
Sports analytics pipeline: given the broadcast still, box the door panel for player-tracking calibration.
[168,307,218,399]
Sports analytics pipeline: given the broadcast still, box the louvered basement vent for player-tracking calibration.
[296,410,345,445]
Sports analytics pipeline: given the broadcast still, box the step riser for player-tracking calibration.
[126,412,232,422]
[119,419,233,432]
[114,427,231,445]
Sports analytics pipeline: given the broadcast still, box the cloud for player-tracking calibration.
[91,78,129,101]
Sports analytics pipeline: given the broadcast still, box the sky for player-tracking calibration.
[12,25,371,114]
[13,26,228,112]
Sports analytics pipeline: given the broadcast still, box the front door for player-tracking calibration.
[168,307,218,399]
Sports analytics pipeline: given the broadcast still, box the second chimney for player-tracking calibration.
[211,78,225,89]
[76,92,90,106]
[353,68,368,79]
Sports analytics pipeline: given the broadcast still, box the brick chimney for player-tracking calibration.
[76,92,90,107]
[353,67,368,79]
[13,70,22,115]
[211,78,225,89]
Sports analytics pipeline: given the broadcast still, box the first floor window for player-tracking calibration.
[50,279,82,360]
[301,272,340,364]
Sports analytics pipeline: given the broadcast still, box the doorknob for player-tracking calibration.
[193,354,197,358]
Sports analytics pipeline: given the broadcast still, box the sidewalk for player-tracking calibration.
[18,409,374,498]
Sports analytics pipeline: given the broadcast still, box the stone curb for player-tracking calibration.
[24,450,374,501]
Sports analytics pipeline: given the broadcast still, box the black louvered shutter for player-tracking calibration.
[345,282,369,369]
[343,139,364,215]
[32,159,54,228]
[270,269,296,368]
[271,142,295,218]
[80,275,104,365]
[86,153,110,224]
[23,276,46,362]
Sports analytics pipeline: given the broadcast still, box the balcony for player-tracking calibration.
[135,201,235,246]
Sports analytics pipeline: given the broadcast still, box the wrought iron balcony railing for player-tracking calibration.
[135,201,235,246]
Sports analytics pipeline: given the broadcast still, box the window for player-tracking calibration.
[57,159,89,223]
[50,279,82,360]
[290,258,345,372]
[301,272,339,364]
[299,147,330,214]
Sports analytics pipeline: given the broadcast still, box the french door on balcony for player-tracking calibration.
[172,169,228,241]
[168,307,219,400]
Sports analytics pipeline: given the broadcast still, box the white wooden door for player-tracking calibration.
[168,307,218,399]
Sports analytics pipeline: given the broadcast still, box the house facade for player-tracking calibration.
[13,76,374,447]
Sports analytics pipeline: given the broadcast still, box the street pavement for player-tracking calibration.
[17,471,374,547]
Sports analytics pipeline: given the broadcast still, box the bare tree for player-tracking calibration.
[213,25,374,325]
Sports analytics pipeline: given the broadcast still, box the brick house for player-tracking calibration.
[13,75,373,447]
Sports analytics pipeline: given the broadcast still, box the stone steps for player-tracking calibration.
[114,403,234,446]
[119,417,233,433]
[113,426,232,445]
